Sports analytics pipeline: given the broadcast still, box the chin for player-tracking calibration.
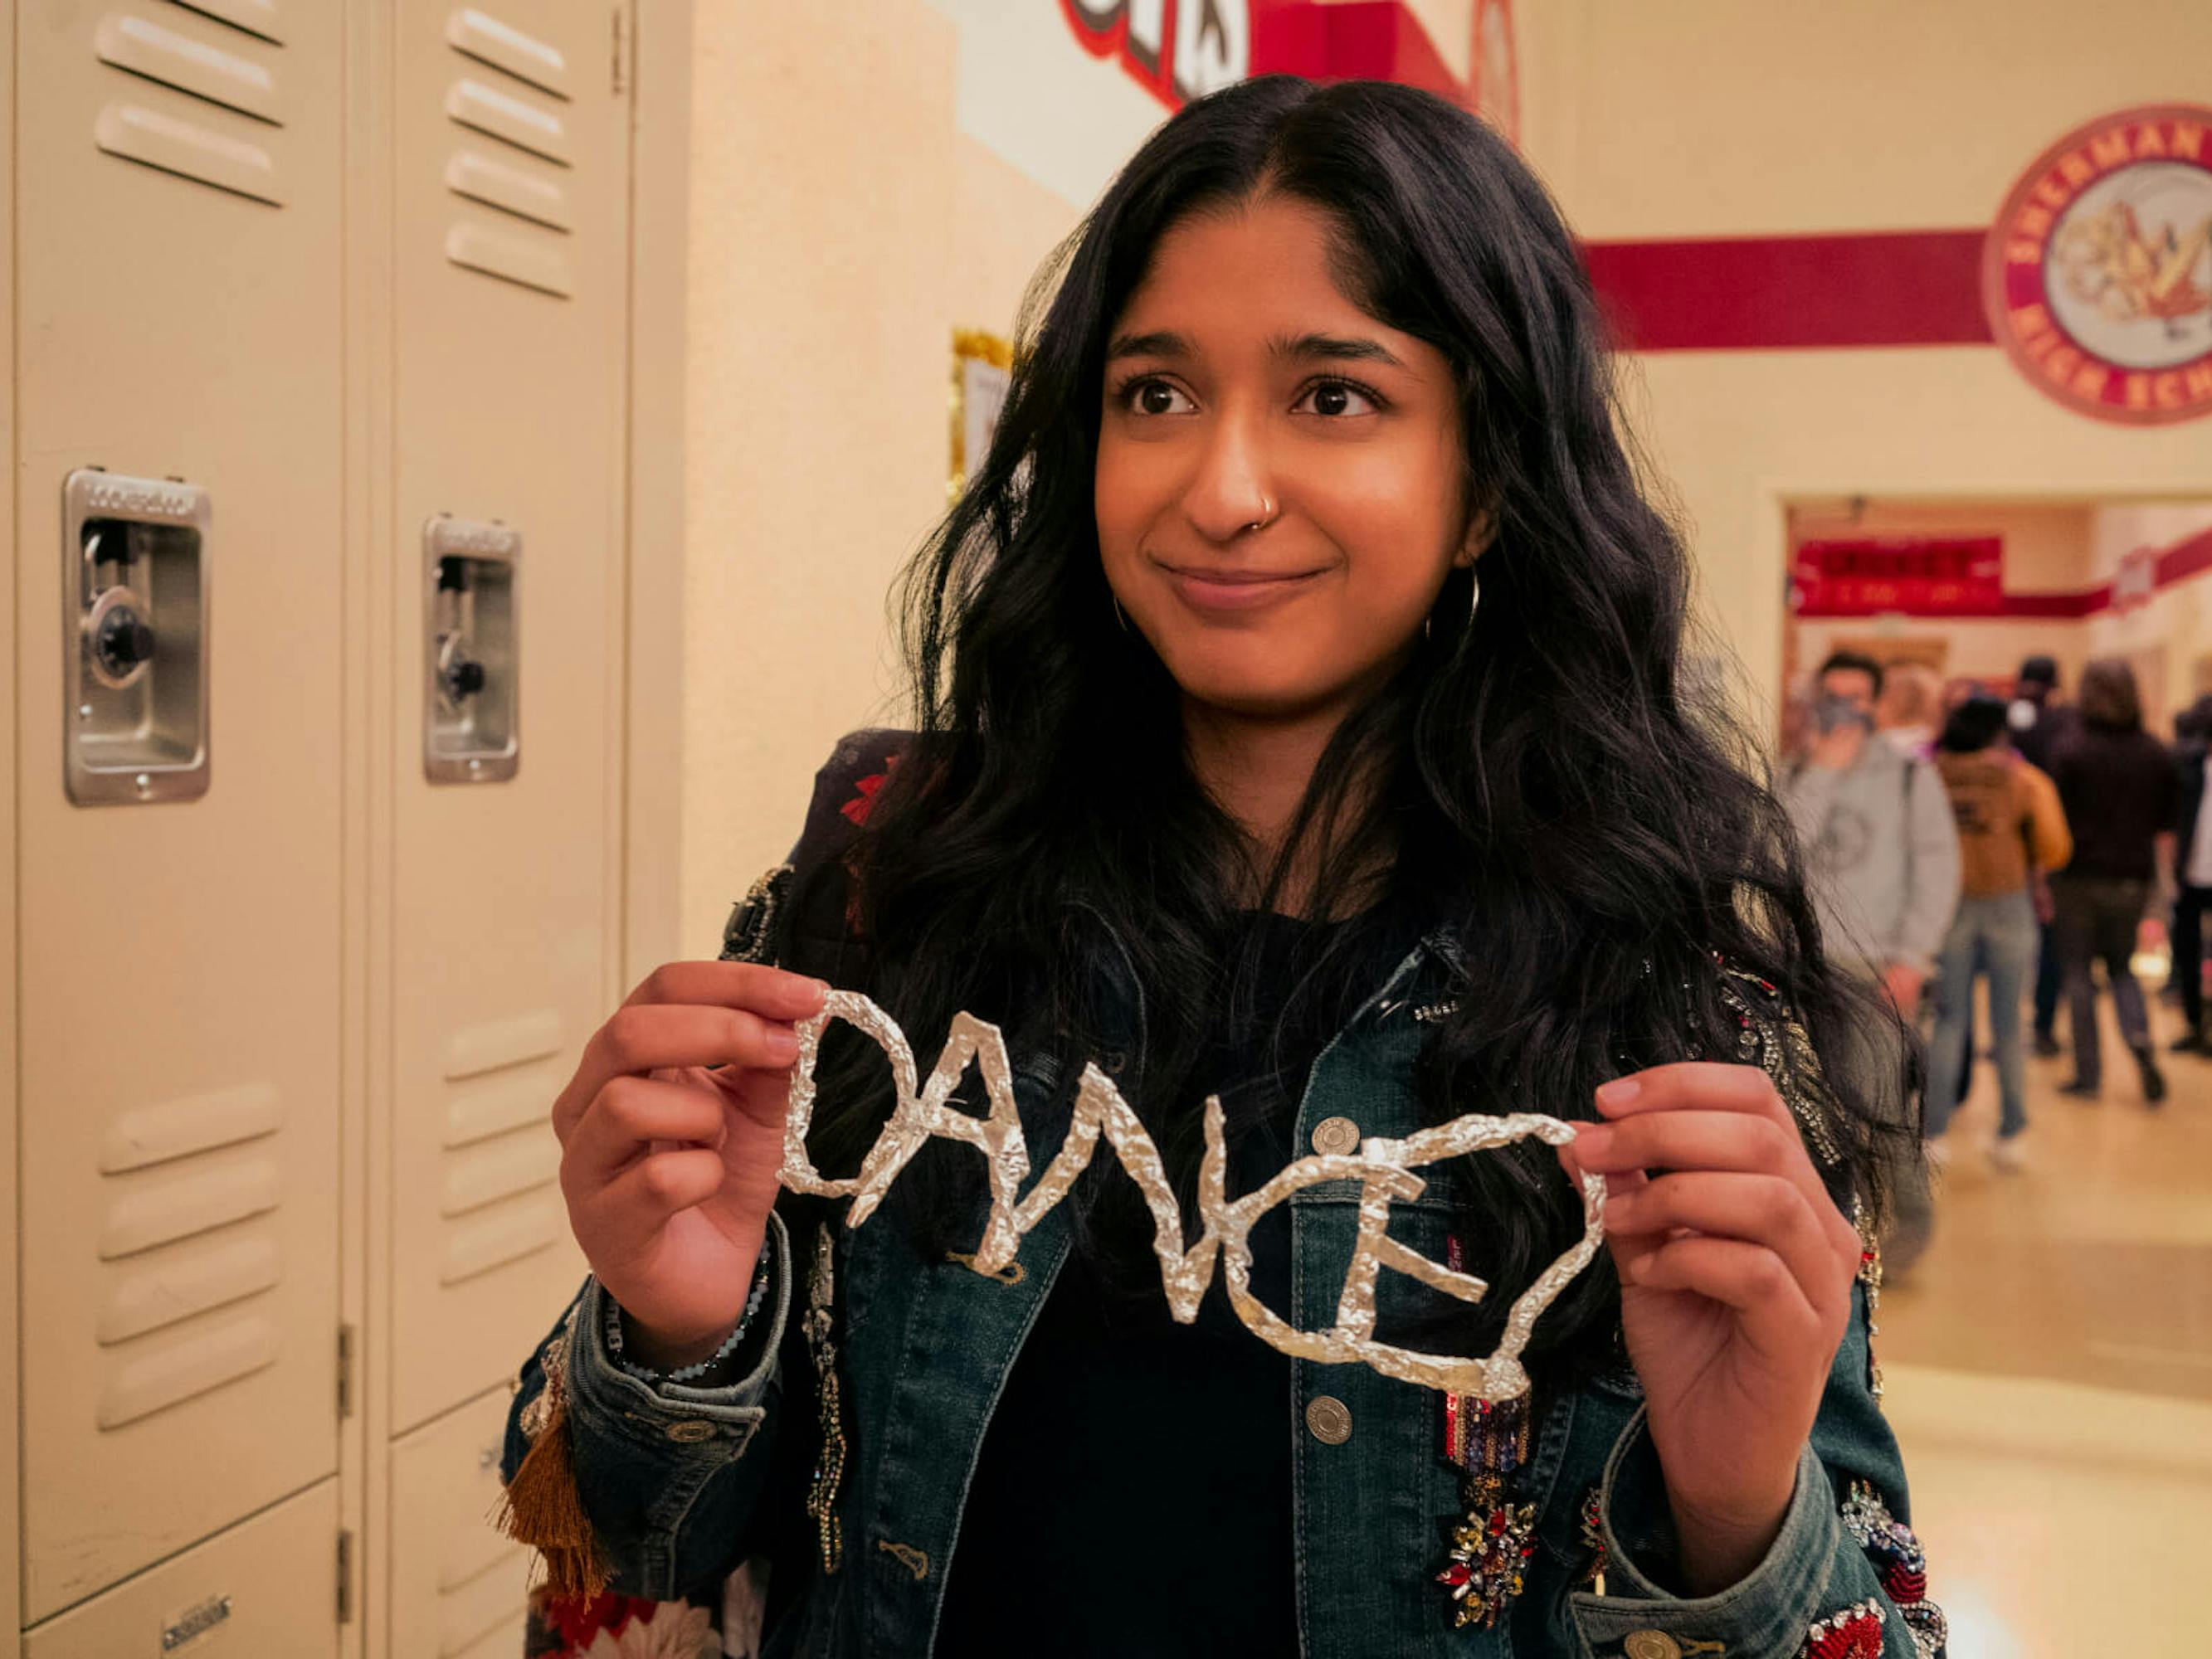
[1155,635,1344,720]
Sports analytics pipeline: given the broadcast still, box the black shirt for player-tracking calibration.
[2049,720,2182,883]
[933,910,1369,1657]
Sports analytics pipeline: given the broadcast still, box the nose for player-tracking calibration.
[1177,403,1276,544]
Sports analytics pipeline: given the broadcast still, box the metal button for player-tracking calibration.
[1310,1116,1360,1156]
[1622,1634,1683,1659]
[1303,1395,1352,1444]
[665,1419,717,1443]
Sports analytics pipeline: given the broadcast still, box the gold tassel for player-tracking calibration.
[491,1322,610,1601]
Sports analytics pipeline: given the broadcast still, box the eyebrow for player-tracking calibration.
[1104,329,1407,370]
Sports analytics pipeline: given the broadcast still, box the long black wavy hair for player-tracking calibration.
[816,75,1911,1383]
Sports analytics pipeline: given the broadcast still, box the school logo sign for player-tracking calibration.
[1984,104,2212,425]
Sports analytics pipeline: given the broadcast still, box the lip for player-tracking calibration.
[1158,562,1330,614]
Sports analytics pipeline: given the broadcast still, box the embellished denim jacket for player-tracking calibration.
[502,733,1945,1659]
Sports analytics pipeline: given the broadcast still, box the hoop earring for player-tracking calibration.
[1469,569,1481,627]
[1113,595,1133,634]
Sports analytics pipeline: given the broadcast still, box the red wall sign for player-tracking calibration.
[1060,0,1518,139]
[1791,537,2005,618]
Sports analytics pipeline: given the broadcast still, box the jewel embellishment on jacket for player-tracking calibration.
[782,990,1608,1402]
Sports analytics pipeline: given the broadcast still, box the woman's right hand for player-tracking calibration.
[553,962,829,1370]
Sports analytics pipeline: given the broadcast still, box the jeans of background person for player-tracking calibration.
[2052,875,2154,1087]
[2034,917,2063,1041]
[1927,891,2038,1141]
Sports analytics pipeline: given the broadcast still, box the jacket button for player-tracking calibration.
[1623,1635,1688,1659]
[1303,1395,1352,1444]
[665,1420,717,1443]
[1310,1116,1360,1156]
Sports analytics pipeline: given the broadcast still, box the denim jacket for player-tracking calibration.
[504,734,1945,1658]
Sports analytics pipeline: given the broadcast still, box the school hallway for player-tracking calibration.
[1878,994,2212,1657]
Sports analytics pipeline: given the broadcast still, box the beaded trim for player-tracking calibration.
[1839,1481,1945,1658]
[1802,1596,1886,1659]
[604,1231,775,1385]
[802,1221,848,1574]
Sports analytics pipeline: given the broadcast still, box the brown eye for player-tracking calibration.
[1296,380,1379,418]
[1126,378,1193,416]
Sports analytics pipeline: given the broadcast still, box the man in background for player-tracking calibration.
[1784,651,1962,1280]
[2010,654,2071,1054]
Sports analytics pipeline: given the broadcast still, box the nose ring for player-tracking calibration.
[1245,495,1276,534]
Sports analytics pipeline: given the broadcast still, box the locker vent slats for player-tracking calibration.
[100,1081,285,1174]
[440,1133,560,1218]
[96,12,283,124]
[442,18,577,298]
[92,7,288,204]
[446,149,573,231]
[437,1548,531,1655]
[94,99,284,204]
[442,1009,563,1079]
[446,77,571,165]
[99,1236,282,1345]
[446,7,571,100]
[167,0,284,45]
[96,1314,281,1428]
[443,1074,548,1148]
[99,1157,282,1259]
[440,1195,563,1285]
[446,222,575,297]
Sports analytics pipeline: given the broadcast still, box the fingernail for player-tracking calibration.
[1595,1078,1640,1112]
[766,1028,800,1063]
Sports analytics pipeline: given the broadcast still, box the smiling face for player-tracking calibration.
[1095,194,1487,724]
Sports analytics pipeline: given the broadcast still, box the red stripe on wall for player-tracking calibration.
[1581,231,1995,353]
[1250,1,1464,104]
[2158,527,2212,588]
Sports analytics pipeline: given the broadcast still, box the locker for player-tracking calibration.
[388,1387,535,1659]
[14,0,345,1620]
[21,1478,341,1658]
[386,0,624,1436]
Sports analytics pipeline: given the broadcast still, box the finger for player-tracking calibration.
[1560,1140,1657,1281]
[558,1005,800,1140]
[1571,1110,1800,1180]
[621,961,830,1020]
[1626,1236,1824,1355]
[563,1076,729,1185]
[584,1146,727,1226]
[1588,1067,1849,1243]
[1595,1063,1790,1125]
[1604,1172,1854,1316]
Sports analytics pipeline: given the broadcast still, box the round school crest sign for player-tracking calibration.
[1983,104,2212,425]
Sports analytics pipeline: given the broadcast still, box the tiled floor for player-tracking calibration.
[1877,991,2211,1657]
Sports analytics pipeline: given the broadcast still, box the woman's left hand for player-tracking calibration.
[1565,1063,1864,1595]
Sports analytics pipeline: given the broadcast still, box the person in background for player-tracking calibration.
[1877,662,1943,759]
[2047,658,2180,1105]
[2009,654,2071,1056]
[1785,651,1963,1021]
[1925,694,2072,1173]
[1784,650,1960,1279]
[2172,694,2212,1056]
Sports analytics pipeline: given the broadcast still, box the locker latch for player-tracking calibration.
[423,515,521,783]
[64,469,212,805]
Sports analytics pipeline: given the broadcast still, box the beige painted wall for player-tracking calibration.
[680,1,1085,960]
[2087,503,2212,731]
[1788,501,2096,691]
[1534,0,2212,719]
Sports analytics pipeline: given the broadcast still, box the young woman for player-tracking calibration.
[1923,693,2071,1172]
[502,78,1942,1659]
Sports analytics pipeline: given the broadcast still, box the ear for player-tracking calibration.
[1453,500,1499,570]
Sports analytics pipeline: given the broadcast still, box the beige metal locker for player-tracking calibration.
[388,1388,534,1659]
[386,0,623,1437]
[22,1479,342,1659]
[14,0,346,1622]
